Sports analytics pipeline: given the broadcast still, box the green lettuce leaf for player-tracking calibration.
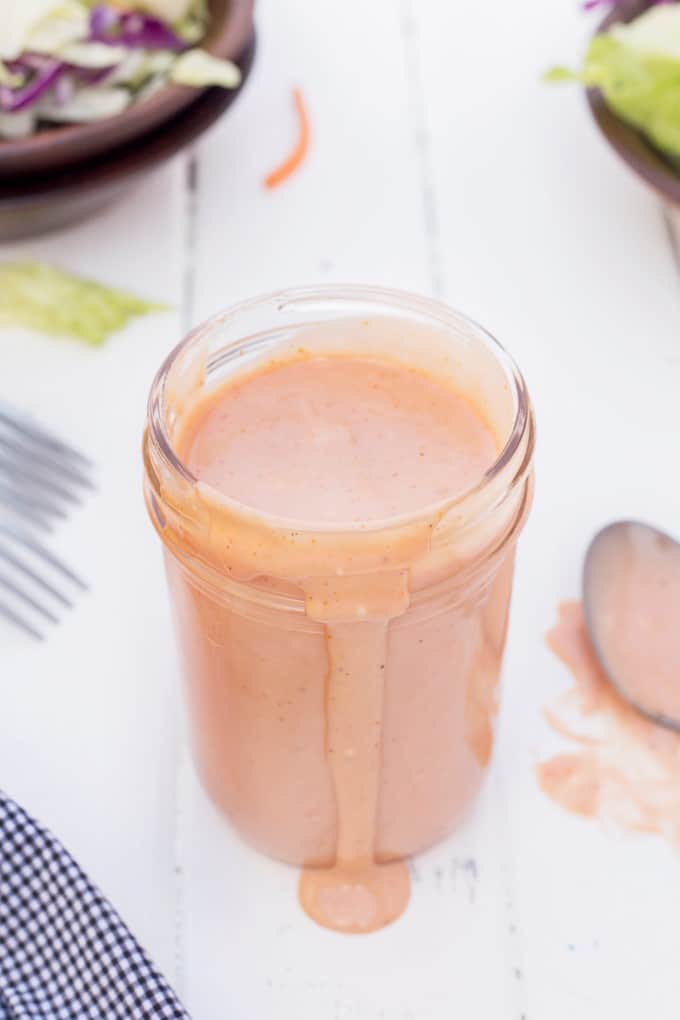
[547,6,680,160]
[0,262,166,345]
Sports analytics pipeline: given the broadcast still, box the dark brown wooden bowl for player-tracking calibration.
[586,0,680,205]
[0,34,255,240]
[0,0,254,178]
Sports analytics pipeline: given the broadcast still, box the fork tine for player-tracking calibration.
[0,423,94,483]
[0,600,44,641]
[0,455,81,505]
[0,479,67,520]
[0,570,59,623]
[0,434,94,490]
[0,486,53,531]
[0,543,73,608]
[0,523,87,590]
[0,401,92,468]
[0,403,92,639]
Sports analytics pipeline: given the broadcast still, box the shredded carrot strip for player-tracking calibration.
[264,88,310,189]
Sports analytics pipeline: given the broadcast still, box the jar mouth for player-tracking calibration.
[146,284,534,537]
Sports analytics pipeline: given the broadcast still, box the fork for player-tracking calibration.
[0,401,92,640]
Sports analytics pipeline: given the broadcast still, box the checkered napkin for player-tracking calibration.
[0,794,189,1020]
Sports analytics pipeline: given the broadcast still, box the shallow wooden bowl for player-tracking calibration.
[0,35,255,240]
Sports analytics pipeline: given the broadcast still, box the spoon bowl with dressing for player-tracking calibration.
[583,520,680,732]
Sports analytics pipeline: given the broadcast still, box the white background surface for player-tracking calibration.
[2,0,680,1017]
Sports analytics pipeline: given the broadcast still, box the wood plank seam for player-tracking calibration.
[398,0,446,300]
[494,769,531,1020]
[172,151,201,997]
[182,155,201,336]
[172,750,189,999]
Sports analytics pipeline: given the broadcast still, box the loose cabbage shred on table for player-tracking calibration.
[0,0,242,139]
[547,4,680,161]
[0,261,166,345]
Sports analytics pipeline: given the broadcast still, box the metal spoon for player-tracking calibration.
[583,520,680,732]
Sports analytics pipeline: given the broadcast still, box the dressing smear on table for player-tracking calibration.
[537,601,680,845]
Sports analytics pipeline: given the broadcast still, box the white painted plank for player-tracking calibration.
[180,759,522,1020]
[179,2,537,1018]
[415,0,680,1017]
[0,163,188,978]
[190,0,433,318]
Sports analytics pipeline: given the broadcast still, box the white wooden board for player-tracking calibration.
[1,0,679,1015]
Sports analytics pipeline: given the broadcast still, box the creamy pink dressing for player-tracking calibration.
[183,356,498,523]
[178,354,500,932]
[585,522,680,724]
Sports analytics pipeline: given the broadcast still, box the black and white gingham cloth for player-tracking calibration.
[0,794,189,1019]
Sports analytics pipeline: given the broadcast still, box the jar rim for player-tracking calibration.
[146,283,534,537]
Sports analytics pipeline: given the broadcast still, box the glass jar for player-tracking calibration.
[143,286,535,868]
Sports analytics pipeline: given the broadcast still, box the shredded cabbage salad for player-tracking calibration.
[548,3,680,162]
[0,0,241,139]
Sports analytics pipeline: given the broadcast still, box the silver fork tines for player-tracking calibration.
[0,433,93,489]
[0,403,93,640]
[0,406,94,530]
[0,400,92,468]
[0,525,89,641]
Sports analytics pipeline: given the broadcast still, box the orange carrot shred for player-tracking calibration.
[264,88,310,189]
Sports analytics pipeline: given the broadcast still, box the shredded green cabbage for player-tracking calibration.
[26,1,89,56]
[58,42,128,67]
[39,86,131,122]
[170,48,241,88]
[0,110,35,138]
[136,0,195,21]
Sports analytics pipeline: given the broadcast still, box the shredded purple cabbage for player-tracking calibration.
[0,60,63,113]
[89,6,185,50]
[121,12,186,50]
[90,4,119,37]
[0,50,121,114]
[53,73,76,107]
[14,54,57,72]
[0,4,190,119]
